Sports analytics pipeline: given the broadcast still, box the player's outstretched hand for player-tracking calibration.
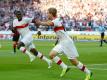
[35,19,41,25]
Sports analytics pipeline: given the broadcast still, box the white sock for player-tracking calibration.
[77,62,90,74]
[20,47,34,58]
[37,52,50,63]
[53,56,67,69]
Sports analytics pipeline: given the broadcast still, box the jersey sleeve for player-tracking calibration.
[24,18,33,23]
[13,20,16,28]
[52,18,63,27]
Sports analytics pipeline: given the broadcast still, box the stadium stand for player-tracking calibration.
[0,0,107,31]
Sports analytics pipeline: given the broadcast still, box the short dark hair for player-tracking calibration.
[48,8,57,17]
[14,10,22,15]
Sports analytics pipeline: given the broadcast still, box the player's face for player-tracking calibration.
[16,13,22,21]
[47,11,52,20]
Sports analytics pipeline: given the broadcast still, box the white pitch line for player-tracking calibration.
[87,63,107,66]
[68,63,107,71]
[70,66,107,71]
[89,68,107,71]
[87,63,107,71]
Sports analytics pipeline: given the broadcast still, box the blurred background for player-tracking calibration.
[0,1,107,80]
[0,0,107,31]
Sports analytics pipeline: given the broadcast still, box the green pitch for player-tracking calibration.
[0,40,107,80]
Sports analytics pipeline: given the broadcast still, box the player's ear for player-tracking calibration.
[48,21,54,26]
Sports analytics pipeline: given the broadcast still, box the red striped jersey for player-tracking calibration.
[51,17,71,41]
[13,17,33,37]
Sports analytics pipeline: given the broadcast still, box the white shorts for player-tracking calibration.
[21,32,35,50]
[52,39,79,59]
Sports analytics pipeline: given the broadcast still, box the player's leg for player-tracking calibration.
[28,43,52,68]
[50,44,69,77]
[17,42,35,62]
[12,41,17,53]
[29,46,52,68]
[12,35,18,53]
[102,33,107,44]
[70,58,92,80]
[17,33,36,62]
[103,40,107,43]
[64,40,92,80]
[100,33,104,47]
[12,33,20,53]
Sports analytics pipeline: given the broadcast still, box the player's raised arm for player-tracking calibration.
[35,19,54,26]
[35,7,58,27]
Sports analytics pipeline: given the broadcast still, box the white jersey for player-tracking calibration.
[52,17,79,59]
[13,17,33,37]
[52,17,71,42]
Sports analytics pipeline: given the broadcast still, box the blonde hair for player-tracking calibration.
[48,8,57,17]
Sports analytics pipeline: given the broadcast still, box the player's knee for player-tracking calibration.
[49,52,56,59]
[30,48,38,56]
[13,41,16,44]
[17,42,25,49]
[49,54,53,59]
[70,59,79,66]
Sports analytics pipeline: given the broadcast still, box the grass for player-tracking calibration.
[0,40,107,80]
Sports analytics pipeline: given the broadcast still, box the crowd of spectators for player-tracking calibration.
[0,0,107,31]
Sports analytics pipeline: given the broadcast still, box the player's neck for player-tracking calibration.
[18,18,22,21]
[52,16,57,20]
